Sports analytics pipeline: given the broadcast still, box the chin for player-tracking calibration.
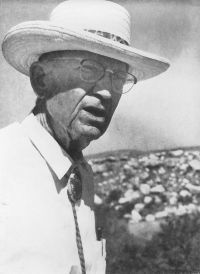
[71,124,105,150]
[82,125,104,141]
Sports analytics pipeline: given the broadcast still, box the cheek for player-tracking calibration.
[108,94,122,120]
[113,93,122,109]
[99,94,122,133]
[46,89,86,127]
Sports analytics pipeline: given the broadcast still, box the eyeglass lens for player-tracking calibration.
[80,59,136,94]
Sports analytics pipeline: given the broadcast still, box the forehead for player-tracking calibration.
[39,50,128,71]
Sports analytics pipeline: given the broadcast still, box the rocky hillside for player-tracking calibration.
[88,149,200,223]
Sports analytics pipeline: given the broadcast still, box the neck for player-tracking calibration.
[34,110,83,162]
[35,112,54,136]
[33,99,53,135]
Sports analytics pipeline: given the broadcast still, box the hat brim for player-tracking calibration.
[2,21,170,81]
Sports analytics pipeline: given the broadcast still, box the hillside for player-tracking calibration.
[87,148,200,273]
[89,148,200,222]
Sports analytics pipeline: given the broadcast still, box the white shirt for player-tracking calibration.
[0,114,106,274]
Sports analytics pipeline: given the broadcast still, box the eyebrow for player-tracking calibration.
[39,54,129,73]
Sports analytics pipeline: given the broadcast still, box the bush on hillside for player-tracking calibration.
[95,205,200,274]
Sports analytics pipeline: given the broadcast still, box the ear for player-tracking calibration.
[30,61,48,98]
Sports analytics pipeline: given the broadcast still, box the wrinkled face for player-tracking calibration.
[41,51,127,151]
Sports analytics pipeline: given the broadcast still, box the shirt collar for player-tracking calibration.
[21,113,73,180]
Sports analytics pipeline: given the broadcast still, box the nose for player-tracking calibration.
[96,69,113,92]
[91,69,113,99]
[94,89,112,101]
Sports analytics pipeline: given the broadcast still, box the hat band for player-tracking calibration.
[85,29,129,46]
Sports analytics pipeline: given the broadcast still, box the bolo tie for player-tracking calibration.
[67,166,86,274]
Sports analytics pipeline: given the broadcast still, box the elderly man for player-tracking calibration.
[0,0,169,273]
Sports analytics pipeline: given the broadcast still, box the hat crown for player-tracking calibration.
[50,0,131,45]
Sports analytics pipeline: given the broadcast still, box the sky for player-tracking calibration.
[0,0,200,155]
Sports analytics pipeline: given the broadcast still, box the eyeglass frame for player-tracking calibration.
[45,57,137,94]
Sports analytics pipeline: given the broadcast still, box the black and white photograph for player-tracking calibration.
[0,0,200,273]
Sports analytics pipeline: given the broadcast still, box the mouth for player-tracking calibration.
[83,105,106,118]
[81,106,107,131]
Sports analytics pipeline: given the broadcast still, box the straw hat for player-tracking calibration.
[2,0,170,81]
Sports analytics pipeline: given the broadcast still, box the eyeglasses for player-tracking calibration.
[76,59,137,94]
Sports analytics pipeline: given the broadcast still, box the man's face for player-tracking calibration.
[42,51,127,151]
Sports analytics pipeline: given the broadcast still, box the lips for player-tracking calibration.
[81,105,107,130]
[83,105,106,118]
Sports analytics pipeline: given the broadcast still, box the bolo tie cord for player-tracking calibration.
[67,168,86,274]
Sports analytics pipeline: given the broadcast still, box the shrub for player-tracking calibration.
[95,205,200,274]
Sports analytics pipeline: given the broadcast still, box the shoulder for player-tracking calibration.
[0,121,31,163]
[0,122,21,148]
[0,122,20,137]
[0,122,24,186]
